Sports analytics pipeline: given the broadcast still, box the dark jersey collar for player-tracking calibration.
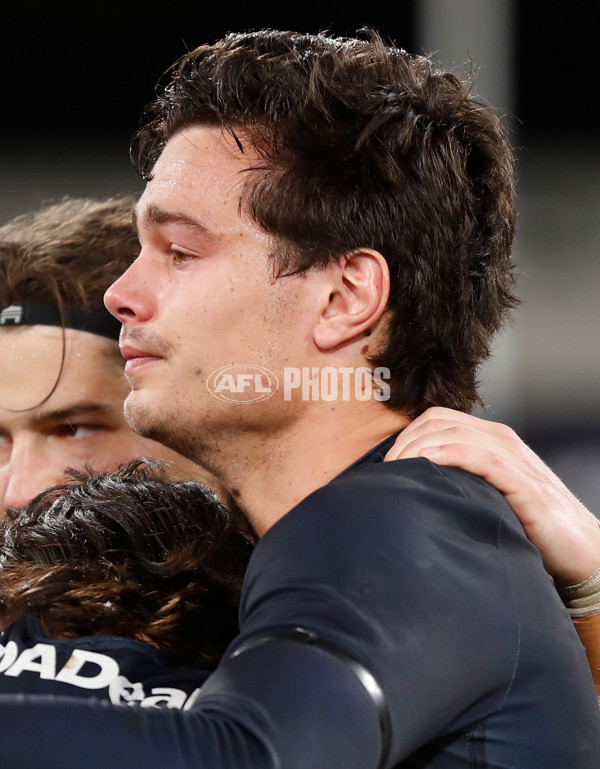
[336,429,404,478]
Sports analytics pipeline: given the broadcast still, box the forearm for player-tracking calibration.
[559,568,600,699]
[0,638,382,769]
[0,696,271,769]
[572,615,600,698]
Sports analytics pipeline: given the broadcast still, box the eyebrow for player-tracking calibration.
[134,203,215,239]
[30,402,117,425]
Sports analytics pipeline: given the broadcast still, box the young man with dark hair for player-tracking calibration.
[1,29,598,768]
[0,196,214,513]
[0,460,251,706]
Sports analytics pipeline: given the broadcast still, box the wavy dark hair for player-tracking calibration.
[0,196,139,313]
[133,28,518,416]
[0,460,253,668]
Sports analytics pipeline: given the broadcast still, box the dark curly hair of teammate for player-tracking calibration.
[0,460,253,668]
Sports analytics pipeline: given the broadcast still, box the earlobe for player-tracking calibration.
[314,249,390,351]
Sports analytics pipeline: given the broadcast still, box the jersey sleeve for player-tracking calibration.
[0,639,382,769]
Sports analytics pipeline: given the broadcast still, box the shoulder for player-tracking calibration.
[328,454,505,505]
[245,457,526,616]
[262,457,515,555]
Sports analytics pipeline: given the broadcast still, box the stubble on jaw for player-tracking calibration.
[122,389,225,475]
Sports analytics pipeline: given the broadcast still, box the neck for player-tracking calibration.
[200,402,410,536]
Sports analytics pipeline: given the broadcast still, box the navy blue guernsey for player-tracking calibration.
[0,615,210,708]
[0,435,598,768]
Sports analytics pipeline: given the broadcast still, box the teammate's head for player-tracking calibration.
[0,197,210,513]
[131,29,517,416]
[0,460,252,666]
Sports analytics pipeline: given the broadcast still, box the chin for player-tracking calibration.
[123,392,199,465]
[125,392,168,441]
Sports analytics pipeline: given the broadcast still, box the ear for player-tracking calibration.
[313,248,390,350]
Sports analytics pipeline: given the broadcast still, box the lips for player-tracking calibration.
[120,343,164,375]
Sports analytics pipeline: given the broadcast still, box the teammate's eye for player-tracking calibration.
[55,423,103,439]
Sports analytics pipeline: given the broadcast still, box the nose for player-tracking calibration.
[104,253,156,325]
[2,443,61,512]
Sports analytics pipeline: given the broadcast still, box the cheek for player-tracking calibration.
[96,431,162,468]
[86,437,134,470]
[45,434,130,475]
[0,443,9,466]
[43,448,90,480]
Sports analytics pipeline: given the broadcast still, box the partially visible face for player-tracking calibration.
[104,126,317,465]
[0,325,210,513]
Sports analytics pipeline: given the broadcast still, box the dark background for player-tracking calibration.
[2,1,594,143]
